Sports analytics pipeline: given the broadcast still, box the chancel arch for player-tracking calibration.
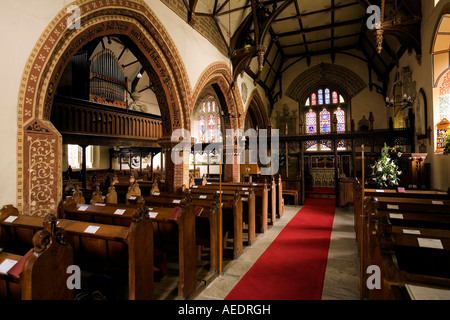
[17,0,190,216]
[284,65,365,191]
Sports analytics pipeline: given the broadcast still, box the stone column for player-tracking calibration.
[222,143,242,182]
[157,136,194,192]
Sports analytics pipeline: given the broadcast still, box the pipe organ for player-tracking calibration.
[90,49,127,108]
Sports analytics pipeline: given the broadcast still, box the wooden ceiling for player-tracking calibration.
[166,0,422,105]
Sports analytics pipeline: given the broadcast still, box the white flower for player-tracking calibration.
[382,174,387,180]
[378,166,382,172]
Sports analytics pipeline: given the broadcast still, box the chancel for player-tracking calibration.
[0,0,450,303]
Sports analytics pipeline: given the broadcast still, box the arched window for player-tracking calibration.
[198,115,206,143]
[318,89,324,105]
[303,87,348,151]
[208,114,215,143]
[325,89,331,105]
[311,93,317,106]
[332,91,338,104]
[335,107,346,132]
[193,95,223,144]
[320,109,331,133]
[306,109,317,134]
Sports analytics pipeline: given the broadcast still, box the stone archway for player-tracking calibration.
[17,0,190,215]
[190,63,245,182]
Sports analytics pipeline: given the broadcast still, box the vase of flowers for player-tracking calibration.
[369,143,402,188]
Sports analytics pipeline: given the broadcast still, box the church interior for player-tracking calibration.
[0,0,450,303]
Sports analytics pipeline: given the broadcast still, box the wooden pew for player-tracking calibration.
[0,205,154,300]
[370,209,450,299]
[147,204,197,298]
[365,188,450,200]
[190,186,249,249]
[254,176,279,224]
[0,210,73,300]
[360,194,450,300]
[190,188,244,259]
[194,184,257,245]
[140,191,221,274]
[205,181,271,233]
[59,197,197,298]
[277,176,284,218]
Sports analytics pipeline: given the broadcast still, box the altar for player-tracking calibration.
[309,155,336,188]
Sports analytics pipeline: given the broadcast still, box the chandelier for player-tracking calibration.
[385,61,414,108]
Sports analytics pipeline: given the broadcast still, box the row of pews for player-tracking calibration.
[0,176,288,300]
[354,180,450,300]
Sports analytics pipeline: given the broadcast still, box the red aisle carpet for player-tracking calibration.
[225,198,336,300]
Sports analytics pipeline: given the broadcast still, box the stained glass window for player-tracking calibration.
[305,98,310,107]
[217,116,222,142]
[320,109,331,133]
[306,109,317,134]
[208,114,215,143]
[196,96,223,143]
[339,95,345,103]
[325,89,331,105]
[334,107,345,132]
[311,93,317,106]
[199,115,206,143]
[306,141,317,151]
[318,89,324,105]
[337,140,346,150]
[332,91,338,104]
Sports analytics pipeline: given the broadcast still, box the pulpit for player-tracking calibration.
[397,153,428,189]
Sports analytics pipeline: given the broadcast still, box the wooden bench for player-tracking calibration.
[0,205,154,300]
[365,188,450,200]
[206,182,271,233]
[358,192,450,300]
[59,197,197,298]
[192,185,256,245]
[139,191,221,274]
[371,213,450,299]
[0,211,73,300]
[190,187,250,249]
[189,188,244,259]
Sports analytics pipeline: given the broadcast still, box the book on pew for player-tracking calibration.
[7,248,33,278]
[195,206,204,217]
[0,259,18,275]
[170,207,181,220]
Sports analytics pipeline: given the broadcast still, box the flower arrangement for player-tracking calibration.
[369,143,402,188]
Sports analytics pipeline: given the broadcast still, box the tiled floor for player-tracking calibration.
[193,204,360,300]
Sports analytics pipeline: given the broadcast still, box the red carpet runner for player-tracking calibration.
[225,198,336,300]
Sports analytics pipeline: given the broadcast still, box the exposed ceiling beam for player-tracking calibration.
[276,18,363,38]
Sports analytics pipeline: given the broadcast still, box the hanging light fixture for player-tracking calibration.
[385,57,413,108]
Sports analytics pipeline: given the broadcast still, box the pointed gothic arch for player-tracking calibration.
[16,0,190,215]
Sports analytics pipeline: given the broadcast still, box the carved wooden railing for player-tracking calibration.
[51,96,162,144]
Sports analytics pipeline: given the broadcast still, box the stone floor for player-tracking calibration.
[192,204,361,300]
